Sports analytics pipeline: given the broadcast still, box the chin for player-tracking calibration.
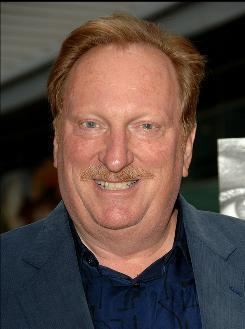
[94,209,141,231]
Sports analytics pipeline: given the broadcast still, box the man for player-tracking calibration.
[1,13,245,329]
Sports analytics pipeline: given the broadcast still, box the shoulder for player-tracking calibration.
[1,202,68,278]
[1,201,67,241]
[196,207,245,240]
[180,195,245,244]
[1,203,59,253]
[1,215,49,297]
[2,216,47,247]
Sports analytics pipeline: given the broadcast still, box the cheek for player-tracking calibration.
[135,136,182,171]
[131,137,164,167]
[61,135,98,168]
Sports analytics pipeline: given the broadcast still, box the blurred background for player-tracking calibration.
[1,2,245,232]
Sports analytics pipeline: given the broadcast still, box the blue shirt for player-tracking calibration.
[70,202,202,328]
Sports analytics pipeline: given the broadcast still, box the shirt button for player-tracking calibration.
[85,254,96,265]
[87,257,94,264]
[132,282,140,288]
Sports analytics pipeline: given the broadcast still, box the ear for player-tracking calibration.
[53,135,58,169]
[182,126,196,178]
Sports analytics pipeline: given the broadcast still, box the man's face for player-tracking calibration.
[54,44,195,233]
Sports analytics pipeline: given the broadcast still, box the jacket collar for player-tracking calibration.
[179,194,236,260]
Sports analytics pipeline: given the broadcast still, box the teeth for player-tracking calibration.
[95,180,137,190]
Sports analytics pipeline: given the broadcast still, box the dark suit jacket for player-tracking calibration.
[1,195,245,329]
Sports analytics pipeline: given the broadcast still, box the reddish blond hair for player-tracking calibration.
[47,13,205,135]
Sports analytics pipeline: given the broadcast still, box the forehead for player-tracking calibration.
[63,43,180,113]
[66,43,178,87]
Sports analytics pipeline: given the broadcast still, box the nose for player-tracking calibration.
[98,129,134,172]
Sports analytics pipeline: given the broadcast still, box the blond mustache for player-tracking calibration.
[80,164,154,182]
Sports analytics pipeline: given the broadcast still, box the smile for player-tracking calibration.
[95,180,138,190]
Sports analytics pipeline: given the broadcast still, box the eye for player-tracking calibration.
[142,123,154,130]
[80,121,98,128]
[76,119,106,137]
[129,121,163,139]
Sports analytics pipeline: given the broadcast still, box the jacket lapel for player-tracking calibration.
[180,196,245,329]
[17,202,94,329]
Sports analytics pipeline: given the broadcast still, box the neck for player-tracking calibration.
[74,209,178,278]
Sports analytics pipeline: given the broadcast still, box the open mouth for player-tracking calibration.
[95,180,138,190]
